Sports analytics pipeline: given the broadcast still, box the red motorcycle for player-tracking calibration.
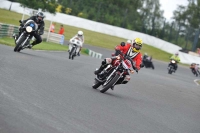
[92,52,137,93]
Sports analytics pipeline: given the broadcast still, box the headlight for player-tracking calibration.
[171,60,176,63]
[26,26,32,32]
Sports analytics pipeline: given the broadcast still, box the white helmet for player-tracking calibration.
[127,40,132,44]
[78,31,83,36]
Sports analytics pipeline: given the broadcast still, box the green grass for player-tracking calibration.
[0,8,182,63]
[0,37,88,55]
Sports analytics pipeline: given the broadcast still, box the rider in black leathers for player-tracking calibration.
[14,12,45,48]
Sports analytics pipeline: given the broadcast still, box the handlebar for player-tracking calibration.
[116,50,137,72]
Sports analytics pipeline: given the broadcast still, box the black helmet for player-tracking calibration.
[36,12,45,21]
[120,42,125,46]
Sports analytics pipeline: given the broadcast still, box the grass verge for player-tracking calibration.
[0,37,88,55]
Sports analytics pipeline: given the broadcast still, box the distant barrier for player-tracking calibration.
[0,23,18,38]
[84,49,102,59]
[0,23,64,45]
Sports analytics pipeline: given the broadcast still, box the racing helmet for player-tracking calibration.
[175,52,179,56]
[127,40,132,44]
[36,12,45,22]
[78,31,83,36]
[132,38,143,52]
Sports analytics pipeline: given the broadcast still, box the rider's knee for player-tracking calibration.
[37,38,42,43]
[102,58,112,65]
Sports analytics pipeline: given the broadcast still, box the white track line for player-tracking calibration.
[194,79,200,86]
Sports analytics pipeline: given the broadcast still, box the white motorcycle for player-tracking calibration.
[68,38,83,60]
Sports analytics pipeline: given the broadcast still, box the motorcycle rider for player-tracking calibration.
[168,52,180,72]
[94,38,143,89]
[190,63,200,76]
[68,31,84,56]
[13,12,45,49]
[112,40,133,56]
[143,53,148,60]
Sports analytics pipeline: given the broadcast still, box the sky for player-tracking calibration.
[159,0,188,21]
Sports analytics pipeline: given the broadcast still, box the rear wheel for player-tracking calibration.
[14,36,26,52]
[100,74,120,93]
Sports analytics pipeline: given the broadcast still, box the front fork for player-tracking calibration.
[103,66,123,86]
[16,32,30,47]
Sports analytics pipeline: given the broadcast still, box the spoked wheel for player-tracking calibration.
[100,74,120,93]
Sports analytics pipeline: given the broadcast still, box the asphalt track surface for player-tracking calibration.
[0,44,200,133]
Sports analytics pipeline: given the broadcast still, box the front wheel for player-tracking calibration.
[14,35,26,52]
[69,47,76,60]
[100,74,120,93]
[168,66,172,74]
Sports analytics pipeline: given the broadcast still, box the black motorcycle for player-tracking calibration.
[14,20,38,52]
[168,59,176,74]
[142,56,154,69]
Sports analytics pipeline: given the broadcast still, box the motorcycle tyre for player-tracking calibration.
[100,74,120,93]
[168,66,173,74]
[14,36,26,52]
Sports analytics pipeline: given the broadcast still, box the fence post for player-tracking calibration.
[192,29,200,52]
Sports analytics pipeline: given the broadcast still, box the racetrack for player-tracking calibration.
[0,44,200,133]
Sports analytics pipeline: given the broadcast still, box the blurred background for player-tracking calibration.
[2,0,200,53]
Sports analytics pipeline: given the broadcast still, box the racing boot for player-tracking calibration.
[27,41,37,49]
[12,33,18,41]
[94,65,106,75]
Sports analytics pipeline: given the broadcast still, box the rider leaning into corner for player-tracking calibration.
[13,12,45,49]
[68,31,84,56]
[168,52,181,72]
[94,38,143,89]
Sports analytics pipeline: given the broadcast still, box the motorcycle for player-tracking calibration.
[190,68,199,77]
[168,59,177,74]
[190,64,200,77]
[68,38,83,60]
[14,20,38,52]
[142,56,154,69]
[92,52,137,93]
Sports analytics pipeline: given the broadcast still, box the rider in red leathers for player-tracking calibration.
[114,39,142,70]
[94,38,143,88]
